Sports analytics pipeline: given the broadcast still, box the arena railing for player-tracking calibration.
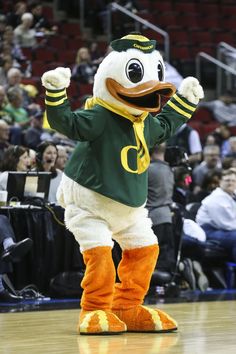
[216,42,236,96]
[106,2,170,62]
[196,52,236,97]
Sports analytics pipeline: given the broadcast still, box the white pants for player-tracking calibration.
[57,174,157,252]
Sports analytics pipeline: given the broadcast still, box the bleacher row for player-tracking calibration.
[137,0,236,61]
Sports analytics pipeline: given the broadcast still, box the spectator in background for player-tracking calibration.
[146,143,208,291]
[191,170,222,203]
[28,148,36,170]
[204,133,218,147]
[212,123,231,157]
[0,85,26,145]
[0,145,30,190]
[29,1,57,34]
[146,143,176,274]
[14,12,37,48]
[24,110,51,149]
[173,166,193,207]
[0,55,13,86]
[5,86,31,129]
[1,26,27,67]
[221,156,236,170]
[72,47,97,85]
[200,90,236,126]
[6,1,27,29]
[0,14,7,41]
[167,123,202,167]
[55,145,68,171]
[89,41,104,68]
[0,85,12,125]
[5,67,39,111]
[223,136,236,158]
[34,141,62,203]
[192,145,222,189]
[196,168,236,263]
[0,120,11,161]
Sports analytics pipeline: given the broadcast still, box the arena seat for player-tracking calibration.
[47,35,67,50]
[67,37,85,50]
[42,5,54,19]
[57,51,76,65]
[31,61,47,77]
[202,122,220,137]
[34,47,56,62]
[60,23,81,36]
[191,107,215,123]
[78,83,93,97]
[188,121,204,136]
[172,45,191,60]
[168,29,189,45]
[151,2,173,12]
[220,5,236,16]
[190,31,213,46]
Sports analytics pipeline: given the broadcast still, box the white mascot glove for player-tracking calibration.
[41,67,71,90]
[178,77,204,104]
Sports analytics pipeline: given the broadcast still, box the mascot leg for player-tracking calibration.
[79,246,126,335]
[112,244,178,332]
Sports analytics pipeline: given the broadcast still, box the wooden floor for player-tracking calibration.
[0,301,236,354]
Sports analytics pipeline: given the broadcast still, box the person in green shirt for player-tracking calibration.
[42,33,204,335]
[5,86,31,129]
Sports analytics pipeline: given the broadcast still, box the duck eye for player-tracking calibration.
[157,61,164,81]
[126,59,144,83]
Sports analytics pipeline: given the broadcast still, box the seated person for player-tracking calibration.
[200,90,236,126]
[0,214,32,302]
[192,145,222,190]
[13,12,37,49]
[34,141,62,203]
[55,145,68,172]
[0,145,30,190]
[0,120,11,162]
[5,67,39,111]
[72,47,97,85]
[29,1,58,34]
[167,123,202,168]
[196,168,236,262]
[24,110,51,150]
[191,170,222,203]
[5,87,31,129]
[173,166,193,207]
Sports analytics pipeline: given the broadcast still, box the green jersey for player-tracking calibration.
[45,90,197,207]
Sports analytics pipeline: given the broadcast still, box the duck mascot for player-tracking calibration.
[42,33,204,335]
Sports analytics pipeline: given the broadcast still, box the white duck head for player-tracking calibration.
[93,33,176,116]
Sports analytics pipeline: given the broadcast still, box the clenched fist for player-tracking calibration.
[178,77,204,104]
[41,67,71,90]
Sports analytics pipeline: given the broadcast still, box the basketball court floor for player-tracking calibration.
[1,290,236,354]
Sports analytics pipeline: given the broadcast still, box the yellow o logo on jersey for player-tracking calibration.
[120,145,138,173]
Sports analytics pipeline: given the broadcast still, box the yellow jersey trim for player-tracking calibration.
[45,97,67,106]
[167,101,192,119]
[46,89,67,98]
[173,94,196,112]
